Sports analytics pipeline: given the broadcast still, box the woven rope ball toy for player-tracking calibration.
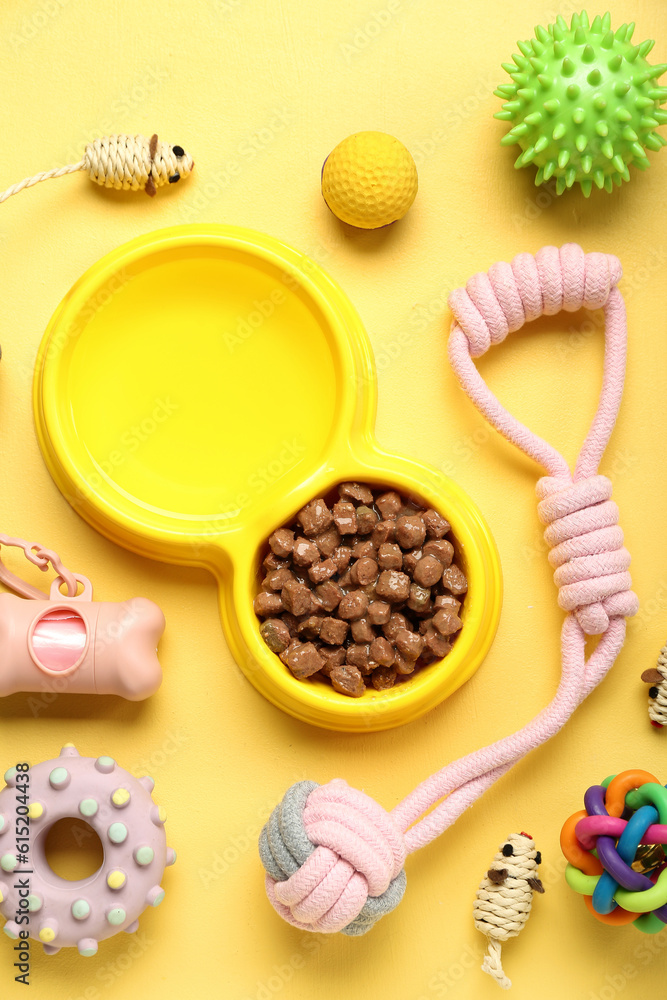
[561,769,667,933]
[0,134,194,204]
[473,832,544,990]
[494,11,667,195]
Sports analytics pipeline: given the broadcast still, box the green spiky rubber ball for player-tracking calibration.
[495,11,667,195]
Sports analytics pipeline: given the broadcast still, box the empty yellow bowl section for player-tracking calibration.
[34,225,502,731]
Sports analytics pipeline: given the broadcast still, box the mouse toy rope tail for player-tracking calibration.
[0,134,194,204]
[480,939,511,991]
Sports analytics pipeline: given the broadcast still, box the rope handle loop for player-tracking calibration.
[0,534,90,601]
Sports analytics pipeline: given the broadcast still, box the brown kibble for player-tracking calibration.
[351,617,376,644]
[292,537,320,567]
[315,580,343,612]
[376,491,402,519]
[377,543,403,570]
[332,501,358,535]
[376,570,411,603]
[433,610,463,637]
[394,652,416,675]
[413,555,444,587]
[407,584,431,613]
[297,498,333,537]
[422,508,451,539]
[332,546,352,572]
[319,646,346,675]
[396,515,426,550]
[346,644,374,674]
[269,528,295,558]
[281,613,300,637]
[442,565,468,595]
[423,626,452,660]
[338,482,374,505]
[356,506,379,534]
[254,591,283,616]
[263,551,289,571]
[434,594,461,614]
[308,559,337,584]
[265,567,294,591]
[281,579,312,617]
[287,641,324,679]
[337,590,369,620]
[320,617,350,645]
[331,663,365,697]
[279,639,299,665]
[351,557,379,586]
[257,483,465,697]
[314,525,340,557]
[372,520,395,546]
[423,539,454,567]
[260,619,291,653]
[403,552,419,575]
[370,637,395,667]
[372,666,397,690]
[368,601,391,625]
[297,616,325,640]
[383,612,410,640]
[352,540,376,559]
[395,628,424,661]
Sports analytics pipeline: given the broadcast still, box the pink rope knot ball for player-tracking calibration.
[259,779,407,934]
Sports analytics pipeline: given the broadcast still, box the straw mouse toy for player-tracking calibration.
[474,832,544,989]
[0,133,194,203]
[641,645,667,727]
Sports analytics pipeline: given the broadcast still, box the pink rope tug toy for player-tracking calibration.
[258,243,638,936]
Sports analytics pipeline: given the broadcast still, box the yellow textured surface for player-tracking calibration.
[0,1,666,997]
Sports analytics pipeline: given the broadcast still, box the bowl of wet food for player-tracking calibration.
[34,224,501,731]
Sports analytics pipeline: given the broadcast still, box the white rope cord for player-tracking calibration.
[473,833,544,990]
[0,134,194,204]
[642,649,667,726]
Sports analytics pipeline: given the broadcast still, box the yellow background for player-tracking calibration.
[1,0,666,997]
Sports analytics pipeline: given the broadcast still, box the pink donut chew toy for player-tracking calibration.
[259,244,639,936]
[0,745,176,956]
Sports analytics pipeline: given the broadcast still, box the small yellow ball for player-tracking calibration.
[322,131,418,229]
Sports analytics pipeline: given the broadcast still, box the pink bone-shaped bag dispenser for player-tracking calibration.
[0,536,164,700]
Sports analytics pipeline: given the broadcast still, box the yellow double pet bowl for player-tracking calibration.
[34,225,502,731]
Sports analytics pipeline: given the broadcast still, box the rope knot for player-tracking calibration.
[259,779,407,935]
[536,474,638,634]
[449,243,622,358]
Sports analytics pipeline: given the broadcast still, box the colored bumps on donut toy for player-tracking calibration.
[0,745,176,956]
[494,11,667,195]
[561,769,667,933]
[259,780,407,935]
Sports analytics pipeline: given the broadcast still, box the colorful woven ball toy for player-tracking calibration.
[561,769,667,933]
[494,11,667,195]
